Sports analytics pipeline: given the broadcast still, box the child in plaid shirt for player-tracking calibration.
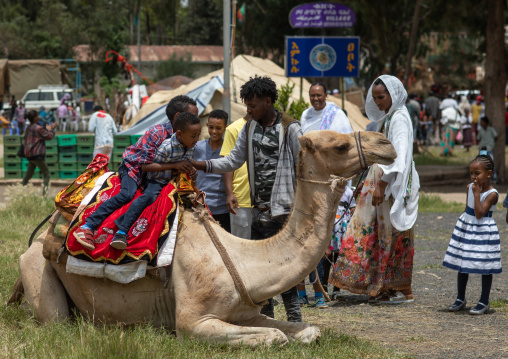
[108,112,201,249]
[74,96,198,251]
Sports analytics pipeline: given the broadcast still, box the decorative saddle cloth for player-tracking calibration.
[66,173,179,265]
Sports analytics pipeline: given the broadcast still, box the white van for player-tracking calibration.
[19,85,74,111]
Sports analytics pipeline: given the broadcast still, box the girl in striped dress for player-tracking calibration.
[443,147,501,315]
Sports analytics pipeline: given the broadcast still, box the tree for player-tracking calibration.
[484,0,506,182]
[178,0,223,45]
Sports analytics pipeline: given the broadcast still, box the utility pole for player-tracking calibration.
[223,0,231,119]
[137,6,142,83]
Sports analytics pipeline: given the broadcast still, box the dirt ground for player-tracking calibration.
[301,210,508,359]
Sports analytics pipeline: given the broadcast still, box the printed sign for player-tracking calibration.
[289,2,355,28]
[286,36,359,78]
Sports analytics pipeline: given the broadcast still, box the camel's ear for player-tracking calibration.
[299,136,316,153]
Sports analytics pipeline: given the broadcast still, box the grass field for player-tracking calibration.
[0,185,407,359]
[418,192,464,213]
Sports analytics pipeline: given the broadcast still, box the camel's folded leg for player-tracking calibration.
[179,318,289,347]
[20,231,70,323]
[241,315,321,343]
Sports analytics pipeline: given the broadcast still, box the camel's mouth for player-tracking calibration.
[366,151,396,165]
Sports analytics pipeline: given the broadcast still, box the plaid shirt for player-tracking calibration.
[23,122,55,159]
[146,135,194,184]
[122,123,173,185]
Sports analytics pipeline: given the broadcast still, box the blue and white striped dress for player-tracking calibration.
[443,185,501,274]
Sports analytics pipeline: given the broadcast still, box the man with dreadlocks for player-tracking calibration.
[192,75,303,322]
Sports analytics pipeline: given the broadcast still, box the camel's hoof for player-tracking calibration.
[294,326,321,344]
[265,328,289,346]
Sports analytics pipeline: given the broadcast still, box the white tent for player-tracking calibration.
[121,55,369,137]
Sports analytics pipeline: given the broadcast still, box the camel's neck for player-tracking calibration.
[242,178,345,303]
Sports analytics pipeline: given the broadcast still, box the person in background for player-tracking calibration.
[406,93,420,148]
[57,97,69,130]
[477,116,498,182]
[505,105,508,145]
[471,96,484,144]
[221,114,252,239]
[298,82,353,308]
[439,98,461,156]
[16,102,26,135]
[39,106,48,122]
[0,110,11,136]
[424,90,440,145]
[461,107,473,152]
[9,95,17,122]
[88,105,118,159]
[193,109,230,232]
[22,110,58,195]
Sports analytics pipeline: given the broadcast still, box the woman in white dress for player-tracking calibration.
[330,75,420,303]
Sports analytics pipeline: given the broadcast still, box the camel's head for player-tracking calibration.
[297,130,396,180]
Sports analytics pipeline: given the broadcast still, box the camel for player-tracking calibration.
[9,130,396,346]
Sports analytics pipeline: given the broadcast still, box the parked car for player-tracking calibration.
[4,85,74,112]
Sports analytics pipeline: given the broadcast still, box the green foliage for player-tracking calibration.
[275,80,309,120]
[156,52,196,81]
[178,0,223,45]
[99,76,126,98]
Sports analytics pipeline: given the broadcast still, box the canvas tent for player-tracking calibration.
[121,55,369,136]
[5,60,62,100]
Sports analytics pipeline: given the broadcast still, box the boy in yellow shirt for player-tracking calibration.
[220,115,252,239]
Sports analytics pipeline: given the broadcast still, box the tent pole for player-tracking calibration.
[222,0,231,121]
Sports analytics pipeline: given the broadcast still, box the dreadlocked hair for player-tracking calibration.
[240,75,278,104]
[472,146,494,172]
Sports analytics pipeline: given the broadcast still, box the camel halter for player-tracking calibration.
[297,131,368,189]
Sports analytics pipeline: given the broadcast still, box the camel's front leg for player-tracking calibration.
[178,317,289,347]
[241,315,321,343]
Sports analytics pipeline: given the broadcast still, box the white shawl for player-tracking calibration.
[300,102,353,134]
[366,75,420,231]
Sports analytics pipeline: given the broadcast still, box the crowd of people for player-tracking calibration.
[15,74,503,320]
[405,89,500,162]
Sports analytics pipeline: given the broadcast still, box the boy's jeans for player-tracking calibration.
[85,165,137,230]
[114,180,164,233]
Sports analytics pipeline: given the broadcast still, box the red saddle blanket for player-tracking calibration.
[66,173,178,265]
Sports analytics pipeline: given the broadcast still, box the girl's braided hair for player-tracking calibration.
[472,146,494,172]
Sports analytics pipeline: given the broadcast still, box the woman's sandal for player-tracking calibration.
[377,291,414,304]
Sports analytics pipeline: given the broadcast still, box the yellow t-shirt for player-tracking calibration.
[471,104,483,124]
[220,118,251,208]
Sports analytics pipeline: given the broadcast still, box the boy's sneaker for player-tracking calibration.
[315,297,328,309]
[74,226,95,250]
[299,295,309,307]
[110,232,128,250]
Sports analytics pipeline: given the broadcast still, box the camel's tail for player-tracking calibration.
[6,276,24,307]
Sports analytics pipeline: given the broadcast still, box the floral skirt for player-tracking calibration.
[329,165,414,297]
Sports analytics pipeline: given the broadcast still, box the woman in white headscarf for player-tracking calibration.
[330,75,420,303]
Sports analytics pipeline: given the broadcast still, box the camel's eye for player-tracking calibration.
[335,144,349,152]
